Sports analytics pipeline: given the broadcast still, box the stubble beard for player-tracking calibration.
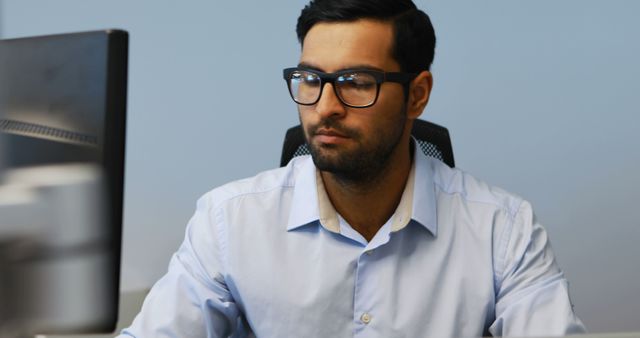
[304,107,408,187]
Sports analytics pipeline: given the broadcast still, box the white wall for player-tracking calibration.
[1,0,638,333]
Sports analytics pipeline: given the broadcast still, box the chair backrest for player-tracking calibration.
[280,119,455,167]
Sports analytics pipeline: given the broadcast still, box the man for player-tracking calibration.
[120,0,586,337]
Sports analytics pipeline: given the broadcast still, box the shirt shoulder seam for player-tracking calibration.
[432,180,520,219]
[494,198,526,292]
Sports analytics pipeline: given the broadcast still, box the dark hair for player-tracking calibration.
[296,0,436,72]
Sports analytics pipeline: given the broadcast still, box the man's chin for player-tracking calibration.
[310,152,340,171]
[309,146,343,169]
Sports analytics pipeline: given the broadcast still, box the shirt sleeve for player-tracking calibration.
[117,194,246,338]
[490,200,587,336]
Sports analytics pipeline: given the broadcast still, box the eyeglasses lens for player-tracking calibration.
[336,73,377,107]
[289,71,321,105]
[288,70,378,107]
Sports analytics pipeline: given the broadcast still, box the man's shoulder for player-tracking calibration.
[198,155,311,209]
[428,157,525,217]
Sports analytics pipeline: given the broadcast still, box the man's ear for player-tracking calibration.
[407,70,433,120]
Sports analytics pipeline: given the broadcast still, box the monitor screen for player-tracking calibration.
[0,29,127,333]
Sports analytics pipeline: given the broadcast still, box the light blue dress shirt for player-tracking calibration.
[119,148,586,337]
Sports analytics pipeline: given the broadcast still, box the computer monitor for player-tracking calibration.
[0,29,127,334]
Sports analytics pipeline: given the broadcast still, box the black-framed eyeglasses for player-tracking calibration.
[283,67,417,108]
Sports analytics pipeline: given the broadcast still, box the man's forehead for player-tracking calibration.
[299,19,399,72]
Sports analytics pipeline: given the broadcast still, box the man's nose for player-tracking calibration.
[315,83,347,118]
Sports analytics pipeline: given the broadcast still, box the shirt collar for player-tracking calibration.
[286,155,342,233]
[286,156,321,231]
[411,138,438,236]
[315,170,341,233]
[379,139,438,236]
[286,140,438,237]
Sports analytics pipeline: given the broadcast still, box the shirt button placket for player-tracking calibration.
[353,249,376,337]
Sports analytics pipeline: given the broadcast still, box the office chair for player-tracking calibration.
[280,119,455,168]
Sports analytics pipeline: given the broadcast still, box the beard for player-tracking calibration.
[303,106,407,185]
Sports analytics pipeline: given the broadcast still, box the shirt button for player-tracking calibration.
[365,250,374,256]
[361,312,372,324]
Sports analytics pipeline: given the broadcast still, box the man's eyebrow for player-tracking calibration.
[297,62,323,71]
[297,62,386,72]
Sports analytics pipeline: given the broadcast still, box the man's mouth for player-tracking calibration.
[313,127,350,145]
[315,128,348,138]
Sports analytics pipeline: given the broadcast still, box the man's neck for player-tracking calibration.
[320,141,414,242]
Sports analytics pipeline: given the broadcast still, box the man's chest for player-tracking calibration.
[221,221,496,337]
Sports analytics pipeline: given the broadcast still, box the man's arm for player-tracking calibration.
[117,194,245,338]
[490,200,586,336]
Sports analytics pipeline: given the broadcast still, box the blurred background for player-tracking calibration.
[1,0,638,333]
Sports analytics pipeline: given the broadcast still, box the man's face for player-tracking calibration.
[298,19,411,182]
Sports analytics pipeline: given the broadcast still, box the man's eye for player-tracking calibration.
[293,72,320,86]
[341,77,375,89]
[340,73,375,86]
